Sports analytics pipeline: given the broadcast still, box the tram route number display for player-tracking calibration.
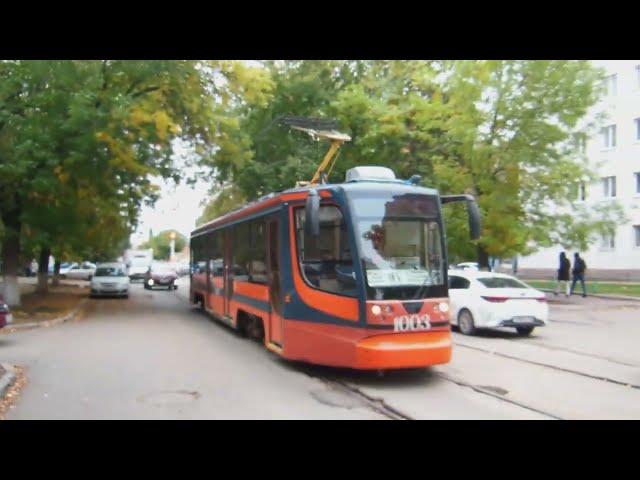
[393,314,431,332]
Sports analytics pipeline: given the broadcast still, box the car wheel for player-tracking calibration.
[458,309,477,336]
[516,326,535,337]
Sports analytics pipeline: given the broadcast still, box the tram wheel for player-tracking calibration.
[246,314,264,342]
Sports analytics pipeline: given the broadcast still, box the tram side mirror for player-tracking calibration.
[441,194,482,241]
[305,189,320,237]
[467,200,481,241]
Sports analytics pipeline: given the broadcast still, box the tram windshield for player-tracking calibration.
[349,191,446,300]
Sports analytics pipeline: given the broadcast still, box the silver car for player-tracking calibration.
[90,263,130,298]
[63,261,97,280]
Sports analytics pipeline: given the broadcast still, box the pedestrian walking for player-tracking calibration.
[554,251,571,297]
[570,252,587,297]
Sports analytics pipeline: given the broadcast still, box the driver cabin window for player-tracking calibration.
[295,205,357,297]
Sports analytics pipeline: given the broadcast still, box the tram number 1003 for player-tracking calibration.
[393,314,432,332]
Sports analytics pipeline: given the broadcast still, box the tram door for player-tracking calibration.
[267,217,284,346]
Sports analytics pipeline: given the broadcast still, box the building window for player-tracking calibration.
[603,74,617,96]
[635,172,640,194]
[635,118,640,141]
[635,226,640,247]
[636,65,640,89]
[600,233,615,250]
[602,176,616,197]
[601,125,616,149]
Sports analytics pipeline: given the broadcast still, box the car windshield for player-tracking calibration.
[131,257,150,267]
[152,265,175,274]
[477,277,528,288]
[95,267,126,277]
[348,191,446,300]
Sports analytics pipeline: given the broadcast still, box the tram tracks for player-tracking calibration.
[311,338,640,420]
[316,376,414,420]
[453,341,640,390]
[433,371,563,420]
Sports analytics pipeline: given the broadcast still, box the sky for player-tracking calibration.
[129,140,212,248]
[130,176,210,248]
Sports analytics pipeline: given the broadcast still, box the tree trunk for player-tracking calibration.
[0,209,22,307]
[52,259,61,287]
[477,245,490,271]
[37,246,51,294]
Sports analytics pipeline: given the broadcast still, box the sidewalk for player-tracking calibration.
[540,288,640,303]
[1,280,89,332]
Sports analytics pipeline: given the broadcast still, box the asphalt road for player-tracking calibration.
[2,279,639,419]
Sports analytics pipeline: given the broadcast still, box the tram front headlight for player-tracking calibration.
[371,305,382,316]
[438,302,449,313]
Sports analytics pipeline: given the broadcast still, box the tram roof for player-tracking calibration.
[191,179,439,237]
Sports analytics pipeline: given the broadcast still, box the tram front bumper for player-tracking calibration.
[354,331,452,370]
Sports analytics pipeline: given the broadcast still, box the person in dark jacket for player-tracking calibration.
[554,251,571,297]
[570,252,587,297]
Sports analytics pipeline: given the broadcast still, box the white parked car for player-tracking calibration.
[90,263,130,298]
[454,262,480,271]
[63,261,96,280]
[447,270,548,336]
[59,262,78,275]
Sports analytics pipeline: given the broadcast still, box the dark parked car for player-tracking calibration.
[144,264,178,290]
[0,297,13,329]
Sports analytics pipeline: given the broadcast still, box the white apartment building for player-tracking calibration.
[519,60,640,279]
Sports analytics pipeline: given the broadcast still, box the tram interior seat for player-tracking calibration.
[248,260,268,284]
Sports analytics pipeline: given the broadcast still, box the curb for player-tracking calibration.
[0,363,16,400]
[540,288,640,303]
[3,298,89,333]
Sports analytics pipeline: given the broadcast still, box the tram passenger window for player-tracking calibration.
[209,231,224,278]
[192,236,207,274]
[232,223,250,281]
[295,205,357,297]
[248,221,267,284]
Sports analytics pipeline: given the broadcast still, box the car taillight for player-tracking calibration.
[481,296,509,303]
[536,297,547,303]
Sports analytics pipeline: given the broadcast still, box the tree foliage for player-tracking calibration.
[140,230,186,260]
[196,183,246,226]
[0,60,273,304]
[204,60,625,263]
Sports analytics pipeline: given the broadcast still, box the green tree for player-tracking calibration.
[0,60,273,305]
[140,230,186,260]
[209,60,624,267]
[196,183,247,226]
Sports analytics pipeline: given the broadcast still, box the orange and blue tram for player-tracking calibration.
[190,166,480,370]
